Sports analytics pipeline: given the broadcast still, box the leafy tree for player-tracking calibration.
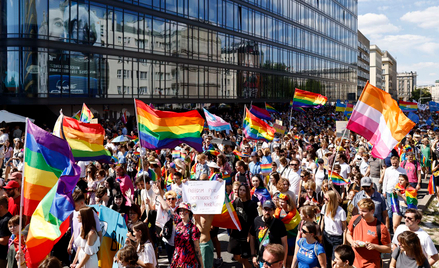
[410,88,432,103]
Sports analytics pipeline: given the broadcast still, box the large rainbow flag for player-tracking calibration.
[399,101,418,112]
[274,207,301,237]
[25,119,81,268]
[395,183,417,208]
[292,88,327,108]
[243,107,275,141]
[79,103,94,123]
[135,99,204,152]
[212,195,242,231]
[250,105,271,121]
[347,82,415,159]
[56,115,112,162]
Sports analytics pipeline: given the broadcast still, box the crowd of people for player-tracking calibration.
[0,103,438,268]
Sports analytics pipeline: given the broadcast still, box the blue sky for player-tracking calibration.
[358,0,439,86]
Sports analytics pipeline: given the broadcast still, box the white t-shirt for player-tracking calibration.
[138,241,157,267]
[321,205,346,236]
[286,168,301,196]
[314,169,326,192]
[392,225,438,258]
[359,160,369,175]
[339,163,351,180]
[383,166,407,194]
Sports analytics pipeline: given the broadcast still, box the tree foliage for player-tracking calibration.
[410,88,432,103]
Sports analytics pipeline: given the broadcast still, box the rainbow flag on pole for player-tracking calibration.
[399,101,418,112]
[57,116,112,162]
[293,88,327,108]
[428,174,436,195]
[250,105,272,121]
[212,195,242,230]
[243,107,275,141]
[135,99,204,152]
[79,103,94,123]
[25,119,81,268]
[347,82,415,159]
[265,103,279,114]
[261,163,273,174]
[329,171,348,185]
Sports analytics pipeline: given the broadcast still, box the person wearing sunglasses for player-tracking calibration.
[292,222,326,268]
[260,243,285,268]
[391,208,438,266]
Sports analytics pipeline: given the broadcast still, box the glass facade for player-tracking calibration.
[0,0,358,104]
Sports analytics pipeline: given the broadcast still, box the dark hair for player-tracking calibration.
[399,174,409,182]
[129,204,141,218]
[397,231,426,266]
[238,184,251,201]
[98,169,106,177]
[303,222,321,243]
[8,215,19,226]
[235,160,248,171]
[135,175,150,185]
[72,190,85,203]
[0,196,8,209]
[334,245,355,265]
[405,208,422,221]
[132,222,152,253]
[270,172,280,185]
[174,172,182,179]
[251,175,265,188]
[38,256,62,268]
[79,207,97,239]
[96,187,107,199]
[117,245,138,266]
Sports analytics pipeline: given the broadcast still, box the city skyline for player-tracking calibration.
[358,0,439,87]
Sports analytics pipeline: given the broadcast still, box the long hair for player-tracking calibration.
[252,175,265,188]
[79,207,96,239]
[133,222,152,253]
[398,231,426,266]
[303,222,321,243]
[238,184,251,201]
[325,190,338,219]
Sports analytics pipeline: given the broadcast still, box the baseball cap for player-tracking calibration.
[3,181,20,190]
[361,177,372,187]
[251,152,258,157]
[317,158,324,164]
[262,200,276,210]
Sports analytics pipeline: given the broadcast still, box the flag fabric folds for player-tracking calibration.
[26,119,81,268]
[428,174,436,195]
[344,103,354,119]
[390,192,401,214]
[407,112,420,124]
[335,100,346,112]
[265,103,279,114]
[289,100,294,108]
[395,183,417,209]
[328,171,349,185]
[243,108,276,141]
[79,103,94,123]
[60,116,112,162]
[426,116,434,125]
[212,195,242,231]
[24,120,75,216]
[203,108,232,133]
[250,105,272,121]
[135,99,204,152]
[274,208,301,237]
[346,82,416,159]
[399,101,418,112]
[293,88,327,108]
[429,101,439,112]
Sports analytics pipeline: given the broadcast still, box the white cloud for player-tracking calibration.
[358,13,400,37]
[401,6,439,30]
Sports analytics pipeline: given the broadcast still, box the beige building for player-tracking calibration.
[369,45,383,90]
[397,72,417,101]
[382,51,397,99]
[357,31,370,97]
[431,81,439,102]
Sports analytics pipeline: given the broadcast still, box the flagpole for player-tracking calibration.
[18,119,29,268]
[134,99,149,215]
[288,99,294,133]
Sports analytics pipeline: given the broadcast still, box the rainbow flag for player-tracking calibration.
[294,135,300,140]
[390,192,400,214]
[265,103,279,114]
[293,88,327,108]
[329,171,348,185]
[232,149,242,160]
[135,99,204,152]
[250,105,271,121]
[57,116,112,162]
[274,208,301,237]
[399,101,418,112]
[212,195,242,230]
[121,110,128,124]
[395,183,417,208]
[289,100,294,108]
[261,163,272,174]
[204,149,220,157]
[172,150,181,159]
[79,103,94,123]
[428,175,436,195]
[243,107,275,141]
[293,107,305,112]
[222,172,231,183]
[72,110,81,120]
[26,119,81,268]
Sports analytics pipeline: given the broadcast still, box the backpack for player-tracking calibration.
[162,215,174,239]
[314,168,328,180]
[352,215,382,245]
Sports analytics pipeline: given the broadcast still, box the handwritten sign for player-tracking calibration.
[273,123,286,135]
[182,181,225,214]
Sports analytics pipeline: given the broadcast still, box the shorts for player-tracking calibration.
[397,206,408,217]
[287,237,296,256]
[210,226,219,237]
[227,237,251,258]
[434,175,439,188]
[200,240,214,268]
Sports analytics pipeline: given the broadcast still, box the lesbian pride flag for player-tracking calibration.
[203,108,231,133]
[347,82,415,159]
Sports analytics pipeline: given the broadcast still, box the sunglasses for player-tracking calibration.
[260,259,282,267]
[404,216,415,221]
[289,163,298,166]
[302,228,309,234]
[167,198,176,201]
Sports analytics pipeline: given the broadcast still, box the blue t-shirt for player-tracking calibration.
[296,238,325,268]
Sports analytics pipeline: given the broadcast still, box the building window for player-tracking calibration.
[124,70,130,78]
[117,70,122,79]
[140,72,148,79]
[139,87,148,94]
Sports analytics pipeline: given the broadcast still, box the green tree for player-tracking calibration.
[410,88,432,103]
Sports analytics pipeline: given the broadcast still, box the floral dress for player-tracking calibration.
[170,218,201,268]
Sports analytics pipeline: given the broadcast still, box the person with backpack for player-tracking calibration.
[291,222,326,268]
[400,152,421,191]
[346,198,391,268]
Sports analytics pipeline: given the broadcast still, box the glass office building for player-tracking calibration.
[0,0,358,106]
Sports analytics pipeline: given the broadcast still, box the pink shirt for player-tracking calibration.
[400,161,420,183]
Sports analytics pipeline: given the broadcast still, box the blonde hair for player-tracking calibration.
[305,180,316,191]
[164,190,177,199]
[196,154,207,161]
[325,190,338,219]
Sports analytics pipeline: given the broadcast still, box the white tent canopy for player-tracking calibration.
[0,110,35,123]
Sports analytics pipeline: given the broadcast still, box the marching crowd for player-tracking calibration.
[0,104,438,268]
